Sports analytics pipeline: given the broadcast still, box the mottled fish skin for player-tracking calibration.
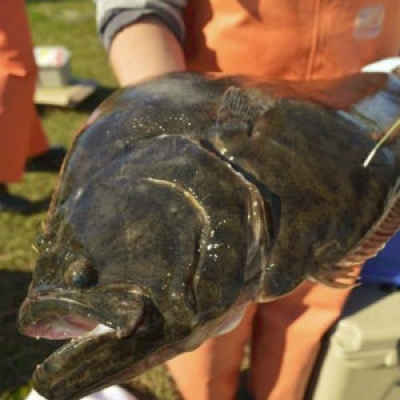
[18,72,400,400]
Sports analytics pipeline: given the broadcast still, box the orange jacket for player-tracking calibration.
[184,0,400,79]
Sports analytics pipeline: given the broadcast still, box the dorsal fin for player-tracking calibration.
[338,178,400,267]
[314,177,399,290]
[311,177,400,289]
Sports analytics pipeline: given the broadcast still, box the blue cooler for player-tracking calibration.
[361,231,400,286]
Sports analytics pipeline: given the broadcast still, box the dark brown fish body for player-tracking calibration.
[18,72,400,400]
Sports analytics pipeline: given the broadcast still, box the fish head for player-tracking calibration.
[18,135,268,400]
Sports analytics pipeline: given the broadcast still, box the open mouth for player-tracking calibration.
[19,284,145,340]
[18,289,148,400]
[18,286,146,375]
[17,288,180,400]
[21,313,103,340]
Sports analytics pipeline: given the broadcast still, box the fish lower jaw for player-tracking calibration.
[32,324,121,399]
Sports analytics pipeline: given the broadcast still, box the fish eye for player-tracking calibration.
[64,259,98,289]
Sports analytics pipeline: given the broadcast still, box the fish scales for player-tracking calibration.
[18,72,400,400]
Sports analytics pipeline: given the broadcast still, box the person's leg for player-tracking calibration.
[248,281,354,400]
[0,0,47,183]
[166,303,257,400]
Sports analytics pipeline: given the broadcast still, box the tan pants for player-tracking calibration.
[167,281,353,400]
[0,0,49,183]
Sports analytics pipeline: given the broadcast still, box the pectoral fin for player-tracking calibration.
[216,86,273,139]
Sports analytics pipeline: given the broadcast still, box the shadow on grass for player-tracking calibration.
[25,196,52,216]
[36,85,117,118]
[76,85,117,114]
[0,270,60,394]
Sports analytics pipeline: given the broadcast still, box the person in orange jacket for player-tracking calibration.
[91,2,400,400]
[0,0,66,214]
[93,2,400,400]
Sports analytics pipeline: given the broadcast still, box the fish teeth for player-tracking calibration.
[88,323,115,337]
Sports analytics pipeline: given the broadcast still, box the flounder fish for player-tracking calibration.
[18,72,400,400]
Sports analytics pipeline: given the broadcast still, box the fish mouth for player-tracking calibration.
[21,290,250,400]
[18,284,152,400]
[21,310,101,340]
[19,284,145,340]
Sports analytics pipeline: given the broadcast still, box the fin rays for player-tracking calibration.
[313,179,400,289]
